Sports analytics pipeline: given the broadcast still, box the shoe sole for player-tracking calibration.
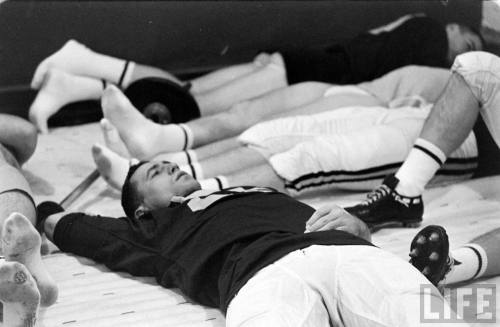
[367,219,422,233]
[409,225,449,286]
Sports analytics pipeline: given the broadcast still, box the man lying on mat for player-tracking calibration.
[0,114,58,326]
[36,159,462,327]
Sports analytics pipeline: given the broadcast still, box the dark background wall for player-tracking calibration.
[0,0,482,122]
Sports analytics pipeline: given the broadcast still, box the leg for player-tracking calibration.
[0,151,36,227]
[411,226,500,285]
[102,82,329,158]
[31,39,180,89]
[194,54,287,116]
[0,115,37,165]
[187,81,332,146]
[189,54,272,94]
[226,250,330,327]
[345,52,500,229]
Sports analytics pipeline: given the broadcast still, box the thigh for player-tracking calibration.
[336,245,450,327]
[452,52,500,146]
[269,120,424,195]
[226,258,330,327]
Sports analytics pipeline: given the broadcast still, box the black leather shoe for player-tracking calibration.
[344,175,423,232]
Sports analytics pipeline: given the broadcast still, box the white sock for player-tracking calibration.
[445,244,488,284]
[180,162,204,180]
[120,61,136,89]
[179,124,194,150]
[395,138,446,196]
[199,176,228,191]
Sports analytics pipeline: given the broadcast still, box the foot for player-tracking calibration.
[31,39,90,89]
[2,212,58,307]
[344,175,423,232]
[29,68,102,133]
[102,85,175,159]
[92,143,130,190]
[0,261,40,327]
[100,119,130,158]
[409,225,453,287]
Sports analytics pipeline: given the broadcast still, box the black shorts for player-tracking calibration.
[280,45,352,85]
[473,116,500,178]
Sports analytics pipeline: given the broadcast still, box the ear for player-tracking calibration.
[446,23,459,33]
[134,204,150,220]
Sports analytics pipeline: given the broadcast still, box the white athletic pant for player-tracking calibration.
[239,104,478,196]
[226,245,465,327]
[453,51,500,148]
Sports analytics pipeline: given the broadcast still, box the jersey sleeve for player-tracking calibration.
[53,212,161,277]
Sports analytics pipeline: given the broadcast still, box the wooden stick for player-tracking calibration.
[59,169,100,209]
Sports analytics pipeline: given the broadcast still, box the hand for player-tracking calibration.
[305,204,371,242]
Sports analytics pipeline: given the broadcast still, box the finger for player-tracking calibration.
[306,205,332,226]
[309,215,343,232]
[317,219,345,232]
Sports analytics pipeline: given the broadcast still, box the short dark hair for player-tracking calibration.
[121,161,148,219]
[458,23,486,49]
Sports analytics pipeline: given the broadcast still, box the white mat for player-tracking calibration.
[22,123,499,327]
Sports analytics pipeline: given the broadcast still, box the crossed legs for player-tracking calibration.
[29,40,287,133]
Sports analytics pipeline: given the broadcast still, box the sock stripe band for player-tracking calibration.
[463,245,483,279]
[186,151,192,165]
[188,164,197,180]
[414,144,444,165]
[179,124,189,151]
[215,177,223,190]
[118,60,130,89]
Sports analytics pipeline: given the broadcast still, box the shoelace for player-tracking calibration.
[363,185,390,205]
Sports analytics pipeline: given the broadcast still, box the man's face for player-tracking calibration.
[130,160,200,211]
[446,24,483,64]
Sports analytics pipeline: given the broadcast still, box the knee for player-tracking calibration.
[452,51,498,77]
[15,123,38,164]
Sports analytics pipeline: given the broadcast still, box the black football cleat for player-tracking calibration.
[409,225,454,287]
[344,175,423,232]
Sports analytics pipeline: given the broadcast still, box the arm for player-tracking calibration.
[305,204,371,242]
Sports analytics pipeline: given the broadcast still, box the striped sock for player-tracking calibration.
[180,162,203,180]
[445,244,488,284]
[199,176,228,191]
[179,124,194,150]
[395,138,446,196]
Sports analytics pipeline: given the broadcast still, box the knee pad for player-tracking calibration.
[0,164,34,204]
[124,77,201,124]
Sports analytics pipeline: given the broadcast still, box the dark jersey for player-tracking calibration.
[53,187,373,312]
[282,16,449,85]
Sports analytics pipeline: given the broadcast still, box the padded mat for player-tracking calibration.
[20,123,500,327]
